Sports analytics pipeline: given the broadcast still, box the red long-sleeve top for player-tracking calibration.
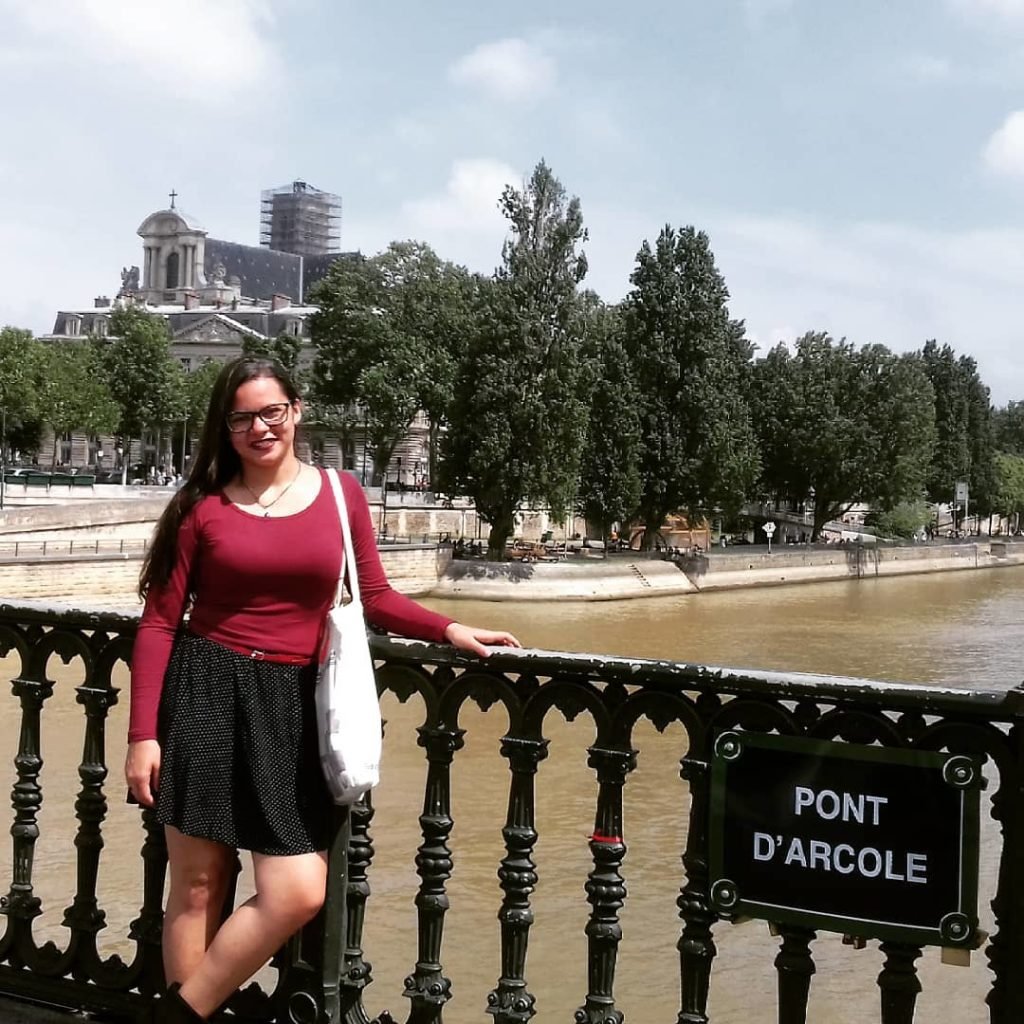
[128,468,453,742]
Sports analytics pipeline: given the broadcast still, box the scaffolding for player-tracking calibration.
[260,180,341,257]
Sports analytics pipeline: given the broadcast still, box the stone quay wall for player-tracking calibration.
[0,545,451,604]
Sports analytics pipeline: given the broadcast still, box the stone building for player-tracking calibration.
[41,192,430,484]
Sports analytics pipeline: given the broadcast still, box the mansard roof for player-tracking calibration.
[204,239,303,303]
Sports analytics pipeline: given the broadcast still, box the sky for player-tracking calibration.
[2,0,1024,400]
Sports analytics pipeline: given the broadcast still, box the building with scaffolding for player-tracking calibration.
[260,180,341,258]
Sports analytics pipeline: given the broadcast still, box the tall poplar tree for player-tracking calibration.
[921,340,996,524]
[441,161,593,557]
[622,226,758,546]
[577,301,641,543]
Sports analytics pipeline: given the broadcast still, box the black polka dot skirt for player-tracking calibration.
[155,631,332,855]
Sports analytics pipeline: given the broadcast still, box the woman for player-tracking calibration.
[125,356,519,1022]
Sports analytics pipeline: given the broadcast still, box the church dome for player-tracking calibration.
[137,208,207,238]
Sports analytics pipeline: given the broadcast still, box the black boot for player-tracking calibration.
[154,983,206,1023]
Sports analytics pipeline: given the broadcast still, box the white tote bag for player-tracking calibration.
[314,469,382,804]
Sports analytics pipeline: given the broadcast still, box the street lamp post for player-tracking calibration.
[361,409,368,485]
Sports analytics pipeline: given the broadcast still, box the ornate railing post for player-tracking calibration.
[402,725,464,1024]
[774,925,816,1024]
[676,742,717,1024]
[487,735,548,1024]
[986,712,1024,1023]
[338,796,377,1022]
[63,680,118,980]
[877,942,922,1024]
[6,670,53,965]
[127,804,168,999]
[574,745,636,1024]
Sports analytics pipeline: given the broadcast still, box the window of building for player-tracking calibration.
[179,357,193,372]
[342,437,355,471]
[59,432,72,465]
[94,316,108,337]
[166,251,180,290]
[65,315,81,336]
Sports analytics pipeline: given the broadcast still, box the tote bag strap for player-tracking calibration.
[326,468,361,609]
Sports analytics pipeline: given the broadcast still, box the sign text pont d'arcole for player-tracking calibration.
[708,732,982,948]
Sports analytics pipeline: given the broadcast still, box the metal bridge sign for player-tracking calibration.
[708,732,981,947]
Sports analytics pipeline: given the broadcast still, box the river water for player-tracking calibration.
[5,566,1023,1022]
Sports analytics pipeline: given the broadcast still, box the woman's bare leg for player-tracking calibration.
[163,827,236,985]
[177,849,327,1019]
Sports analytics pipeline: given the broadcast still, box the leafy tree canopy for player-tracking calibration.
[34,342,119,468]
[621,225,759,546]
[577,301,642,538]
[920,340,995,516]
[440,160,594,556]
[103,307,184,439]
[752,334,935,539]
[310,242,472,481]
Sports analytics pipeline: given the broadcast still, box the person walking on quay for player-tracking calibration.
[124,356,520,1023]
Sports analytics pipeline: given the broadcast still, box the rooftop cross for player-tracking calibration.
[169,189,178,210]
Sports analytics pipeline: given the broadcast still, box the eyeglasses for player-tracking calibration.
[225,403,292,433]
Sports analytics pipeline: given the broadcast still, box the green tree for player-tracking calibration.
[993,401,1024,455]
[865,501,932,540]
[752,334,935,539]
[621,225,759,547]
[964,362,996,525]
[856,346,936,512]
[920,341,995,529]
[994,451,1024,533]
[241,332,303,383]
[0,327,43,461]
[103,307,184,482]
[311,242,471,482]
[442,161,594,557]
[183,358,225,430]
[921,340,971,503]
[577,302,641,543]
[173,358,225,471]
[34,342,119,469]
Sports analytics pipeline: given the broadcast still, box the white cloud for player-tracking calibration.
[448,38,556,102]
[0,0,279,100]
[578,204,1024,401]
[710,215,1024,399]
[983,110,1024,177]
[403,158,519,234]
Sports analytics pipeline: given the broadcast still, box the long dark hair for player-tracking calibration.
[138,356,301,598]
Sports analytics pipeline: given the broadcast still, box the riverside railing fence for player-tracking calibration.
[0,600,1022,1023]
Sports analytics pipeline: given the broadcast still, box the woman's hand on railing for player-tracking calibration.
[443,623,522,658]
[125,740,161,807]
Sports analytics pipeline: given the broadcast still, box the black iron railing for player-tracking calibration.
[1,601,1023,1023]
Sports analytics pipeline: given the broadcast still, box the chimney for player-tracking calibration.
[271,293,291,311]
[183,291,200,311]
[94,295,110,308]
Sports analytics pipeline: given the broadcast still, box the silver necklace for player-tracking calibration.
[240,463,303,517]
